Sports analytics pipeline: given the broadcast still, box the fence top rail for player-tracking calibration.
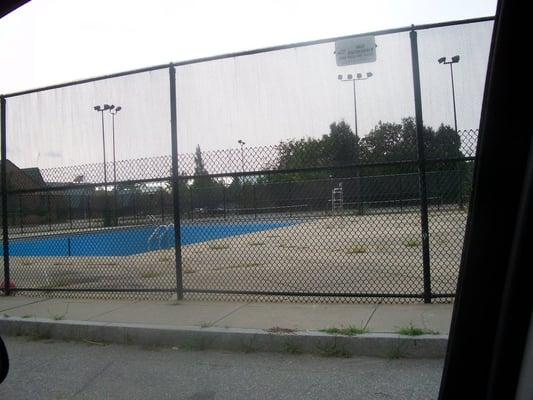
[1,16,494,99]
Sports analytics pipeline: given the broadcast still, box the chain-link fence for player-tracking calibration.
[1,17,492,303]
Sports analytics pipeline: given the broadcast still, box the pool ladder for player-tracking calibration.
[147,224,174,251]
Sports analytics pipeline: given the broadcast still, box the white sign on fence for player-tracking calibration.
[335,36,377,66]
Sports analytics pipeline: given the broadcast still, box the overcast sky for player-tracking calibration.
[0,0,496,173]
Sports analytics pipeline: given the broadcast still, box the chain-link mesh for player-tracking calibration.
[1,18,491,303]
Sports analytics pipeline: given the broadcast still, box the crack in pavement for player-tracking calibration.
[363,304,380,330]
[72,360,114,398]
[211,302,253,325]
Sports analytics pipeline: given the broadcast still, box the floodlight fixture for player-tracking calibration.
[438,54,461,133]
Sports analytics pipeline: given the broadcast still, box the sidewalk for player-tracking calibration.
[0,296,452,333]
[0,295,453,358]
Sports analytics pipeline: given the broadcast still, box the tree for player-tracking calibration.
[191,145,216,190]
[323,121,359,167]
[270,121,360,182]
[359,117,463,174]
[189,145,225,210]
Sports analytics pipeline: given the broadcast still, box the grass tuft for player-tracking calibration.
[386,345,405,359]
[320,325,368,336]
[281,340,302,355]
[397,323,437,336]
[316,342,351,358]
[266,326,296,334]
[140,271,164,279]
[404,239,421,248]
[209,243,230,250]
[346,244,367,254]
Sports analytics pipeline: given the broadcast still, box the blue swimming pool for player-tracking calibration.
[5,221,292,257]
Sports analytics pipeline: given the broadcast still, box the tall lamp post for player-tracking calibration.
[109,105,122,186]
[438,55,460,133]
[237,140,246,174]
[93,104,113,190]
[109,105,121,225]
[338,72,373,213]
[237,139,246,186]
[337,72,373,138]
[438,55,462,209]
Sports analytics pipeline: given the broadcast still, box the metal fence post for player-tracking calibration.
[222,184,227,219]
[160,188,165,223]
[189,187,193,220]
[87,194,92,228]
[132,191,137,224]
[288,184,292,217]
[253,184,257,219]
[1,96,11,295]
[410,29,432,303]
[47,194,52,231]
[169,65,183,300]
[68,195,73,229]
[18,194,23,234]
[458,162,465,210]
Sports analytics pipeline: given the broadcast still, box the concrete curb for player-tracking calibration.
[0,317,448,358]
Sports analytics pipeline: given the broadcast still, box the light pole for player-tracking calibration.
[338,72,373,214]
[337,72,373,138]
[438,55,460,133]
[438,55,462,209]
[237,140,246,174]
[237,139,246,186]
[93,104,113,190]
[109,106,122,187]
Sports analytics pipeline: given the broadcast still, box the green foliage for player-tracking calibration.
[281,340,302,354]
[272,121,359,181]
[404,239,421,248]
[269,117,464,182]
[360,118,463,175]
[191,145,217,190]
[320,325,368,336]
[315,341,351,358]
[397,323,437,336]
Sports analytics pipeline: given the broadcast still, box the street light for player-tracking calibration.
[438,55,460,133]
[93,104,113,190]
[338,72,373,137]
[439,55,464,209]
[237,140,246,174]
[338,73,373,214]
[109,106,122,187]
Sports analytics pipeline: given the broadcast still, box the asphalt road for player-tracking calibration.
[0,336,444,400]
